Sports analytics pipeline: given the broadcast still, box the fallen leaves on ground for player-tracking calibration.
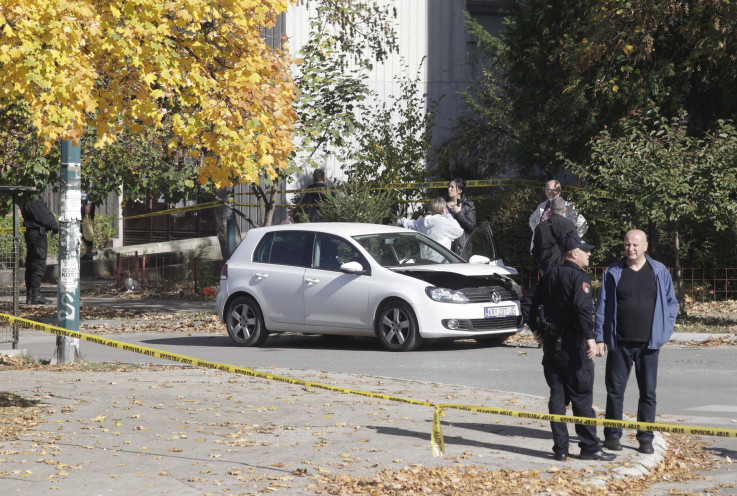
[0,354,191,373]
[312,434,726,496]
[0,392,44,441]
[17,305,221,334]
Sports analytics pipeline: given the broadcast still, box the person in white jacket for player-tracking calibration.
[397,197,464,261]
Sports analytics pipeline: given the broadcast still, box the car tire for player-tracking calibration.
[226,296,269,347]
[475,332,515,346]
[375,300,423,352]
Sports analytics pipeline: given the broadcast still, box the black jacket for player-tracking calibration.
[531,214,576,273]
[21,199,59,233]
[528,260,595,369]
[447,196,476,255]
[532,260,594,339]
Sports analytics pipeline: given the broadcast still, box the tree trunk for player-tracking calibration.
[262,183,279,227]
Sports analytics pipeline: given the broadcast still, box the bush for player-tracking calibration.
[294,181,397,224]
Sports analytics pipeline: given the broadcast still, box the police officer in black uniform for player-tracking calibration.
[21,195,59,305]
[523,234,615,462]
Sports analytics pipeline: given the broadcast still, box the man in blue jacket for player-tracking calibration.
[595,229,678,455]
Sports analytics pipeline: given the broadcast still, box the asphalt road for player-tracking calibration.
[16,329,737,432]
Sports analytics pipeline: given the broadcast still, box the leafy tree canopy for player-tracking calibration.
[0,0,296,187]
[564,107,737,311]
[495,0,737,174]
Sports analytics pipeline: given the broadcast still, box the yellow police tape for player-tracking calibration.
[267,178,533,196]
[3,311,735,457]
[120,201,224,220]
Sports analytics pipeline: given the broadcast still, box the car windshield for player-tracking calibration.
[353,232,466,267]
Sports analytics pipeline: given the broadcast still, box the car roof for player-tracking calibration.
[248,222,410,237]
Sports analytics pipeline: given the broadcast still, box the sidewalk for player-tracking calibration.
[0,365,666,496]
[0,296,731,494]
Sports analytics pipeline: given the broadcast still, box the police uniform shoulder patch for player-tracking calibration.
[582,282,590,294]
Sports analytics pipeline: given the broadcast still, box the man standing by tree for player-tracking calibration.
[21,194,59,305]
[299,169,329,222]
[595,229,678,454]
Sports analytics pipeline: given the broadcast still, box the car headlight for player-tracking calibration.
[425,286,469,303]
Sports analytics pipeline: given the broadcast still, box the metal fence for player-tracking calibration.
[0,236,19,345]
[516,265,737,302]
[113,253,222,293]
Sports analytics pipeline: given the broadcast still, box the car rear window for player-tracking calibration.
[255,231,314,267]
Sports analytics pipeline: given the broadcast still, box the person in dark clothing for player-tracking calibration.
[21,197,59,305]
[445,178,476,255]
[523,234,616,462]
[595,229,678,455]
[531,197,577,274]
[299,169,329,222]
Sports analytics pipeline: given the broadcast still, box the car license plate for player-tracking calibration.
[485,306,515,318]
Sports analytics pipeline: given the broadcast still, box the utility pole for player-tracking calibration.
[52,139,82,364]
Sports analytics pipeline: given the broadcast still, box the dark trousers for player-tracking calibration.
[543,361,600,455]
[24,229,48,295]
[604,341,660,443]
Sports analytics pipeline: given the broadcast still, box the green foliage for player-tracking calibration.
[467,0,737,176]
[82,125,203,206]
[91,215,116,249]
[293,0,398,169]
[293,2,431,218]
[0,100,60,211]
[293,181,395,224]
[343,67,434,214]
[564,106,737,279]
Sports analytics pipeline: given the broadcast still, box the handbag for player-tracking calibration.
[81,214,95,243]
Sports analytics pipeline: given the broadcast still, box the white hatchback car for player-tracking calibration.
[217,223,523,351]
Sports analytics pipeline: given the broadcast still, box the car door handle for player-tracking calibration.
[305,278,320,285]
[255,273,269,279]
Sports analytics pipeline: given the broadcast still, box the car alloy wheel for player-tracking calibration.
[376,300,423,351]
[226,295,268,346]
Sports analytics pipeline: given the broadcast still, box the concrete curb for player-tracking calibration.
[613,432,667,478]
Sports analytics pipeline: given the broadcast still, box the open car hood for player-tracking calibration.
[392,266,521,295]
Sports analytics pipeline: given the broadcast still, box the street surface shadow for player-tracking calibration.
[705,446,737,459]
[368,424,553,459]
[141,333,531,352]
[141,335,234,347]
[445,421,552,440]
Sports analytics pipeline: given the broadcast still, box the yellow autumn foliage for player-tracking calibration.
[0,0,296,187]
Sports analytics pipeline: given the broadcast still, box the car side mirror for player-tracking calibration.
[340,261,368,275]
[468,255,491,265]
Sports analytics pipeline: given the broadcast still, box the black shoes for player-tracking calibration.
[579,449,617,461]
[553,452,568,461]
[25,291,53,305]
[26,296,53,305]
[638,441,655,454]
[603,438,623,451]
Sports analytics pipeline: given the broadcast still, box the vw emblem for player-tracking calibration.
[490,291,501,304]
